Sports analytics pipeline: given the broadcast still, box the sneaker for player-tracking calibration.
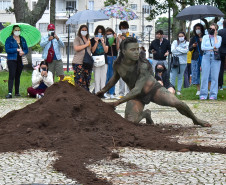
[15,93,21,97]
[176,91,181,95]
[196,91,200,96]
[6,93,12,99]
[200,97,206,100]
[110,94,115,99]
[219,86,223,90]
[36,94,43,99]
[209,97,216,100]
[103,93,109,99]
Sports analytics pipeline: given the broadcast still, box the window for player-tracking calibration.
[130,4,137,10]
[130,25,137,31]
[66,1,76,10]
[0,0,11,10]
[32,1,37,10]
[142,5,151,14]
[39,23,49,32]
[46,2,49,10]
[66,46,74,55]
[66,25,77,33]
[88,1,94,10]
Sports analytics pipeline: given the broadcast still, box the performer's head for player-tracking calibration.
[119,37,139,61]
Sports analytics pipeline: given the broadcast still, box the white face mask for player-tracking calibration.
[81,31,87,36]
[196,29,201,35]
[179,37,185,42]
[121,29,128,33]
[14,31,21,36]
[107,34,113,38]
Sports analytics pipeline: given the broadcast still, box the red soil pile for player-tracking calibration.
[0,81,225,185]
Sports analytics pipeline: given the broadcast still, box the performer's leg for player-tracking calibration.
[152,87,211,127]
[125,99,154,124]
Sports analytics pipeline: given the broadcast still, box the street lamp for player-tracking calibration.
[146,25,153,58]
[66,6,75,72]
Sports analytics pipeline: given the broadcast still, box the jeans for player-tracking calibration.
[152,59,168,73]
[106,56,116,95]
[200,52,221,99]
[191,59,201,85]
[170,64,187,91]
[218,54,225,87]
[7,59,23,94]
[184,63,191,88]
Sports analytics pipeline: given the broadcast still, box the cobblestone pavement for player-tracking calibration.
[0,98,225,184]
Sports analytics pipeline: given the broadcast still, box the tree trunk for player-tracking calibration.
[13,0,49,69]
[50,0,56,24]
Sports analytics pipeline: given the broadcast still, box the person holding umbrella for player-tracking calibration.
[5,25,28,99]
[200,23,222,100]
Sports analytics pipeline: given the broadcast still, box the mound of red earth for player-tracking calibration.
[0,81,225,185]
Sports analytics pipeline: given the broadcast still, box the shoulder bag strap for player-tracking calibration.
[80,37,88,52]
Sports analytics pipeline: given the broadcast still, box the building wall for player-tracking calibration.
[0,0,155,59]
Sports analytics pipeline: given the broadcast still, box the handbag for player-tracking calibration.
[17,43,28,65]
[209,37,221,60]
[92,55,105,67]
[171,55,180,68]
[46,41,55,63]
[81,37,94,69]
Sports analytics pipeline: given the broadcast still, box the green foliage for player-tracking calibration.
[104,0,128,6]
[31,42,43,53]
[0,22,11,53]
[155,17,173,35]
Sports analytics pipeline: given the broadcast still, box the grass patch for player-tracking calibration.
[0,70,225,100]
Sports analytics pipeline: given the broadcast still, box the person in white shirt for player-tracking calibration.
[27,61,54,98]
[170,32,189,95]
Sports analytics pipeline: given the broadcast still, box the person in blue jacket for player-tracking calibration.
[5,25,28,99]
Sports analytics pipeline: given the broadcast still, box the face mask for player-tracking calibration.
[48,31,54,36]
[209,29,215,35]
[179,37,185,42]
[81,31,87,36]
[196,29,201,35]
[106,34,113,38]
[121,29,128,33]
[156,68,164,73]
[14,31,20,36]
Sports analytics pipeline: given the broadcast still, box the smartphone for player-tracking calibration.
[42,68,47,71]
[51,32,55,37]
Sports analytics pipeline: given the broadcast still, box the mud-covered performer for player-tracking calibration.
[97,37,210,127]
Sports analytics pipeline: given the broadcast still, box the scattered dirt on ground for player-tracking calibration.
[0,81,225,185]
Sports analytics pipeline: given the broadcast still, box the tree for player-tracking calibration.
[6,0,50,69]
[50,0,55,24]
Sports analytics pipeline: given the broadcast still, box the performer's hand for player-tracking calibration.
[107,101,119,109]
[96,91,104,98]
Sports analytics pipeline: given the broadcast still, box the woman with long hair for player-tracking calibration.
[72,25,92,91]
[5,25,28,98]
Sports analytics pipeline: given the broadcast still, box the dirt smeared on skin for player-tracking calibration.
[0,81,225,185]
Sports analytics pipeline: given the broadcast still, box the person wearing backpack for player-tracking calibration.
[170,32,189,96]
[40,24,65,81]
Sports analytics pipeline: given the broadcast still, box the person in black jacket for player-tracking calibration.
[149,30,171,71]
[189,23,205,96]
[155,61,175,94]
[218,19,226,90]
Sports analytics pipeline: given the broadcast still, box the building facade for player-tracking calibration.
[0,0,155,64]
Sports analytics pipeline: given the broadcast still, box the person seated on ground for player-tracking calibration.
[27,61,53,99]
[155,61,175,94]
[97,37,210,127]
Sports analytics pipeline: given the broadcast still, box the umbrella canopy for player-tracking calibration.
[176,5,224,21]
[101,4,138,21]
[0,23,41,47]
[66,10,109,25]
